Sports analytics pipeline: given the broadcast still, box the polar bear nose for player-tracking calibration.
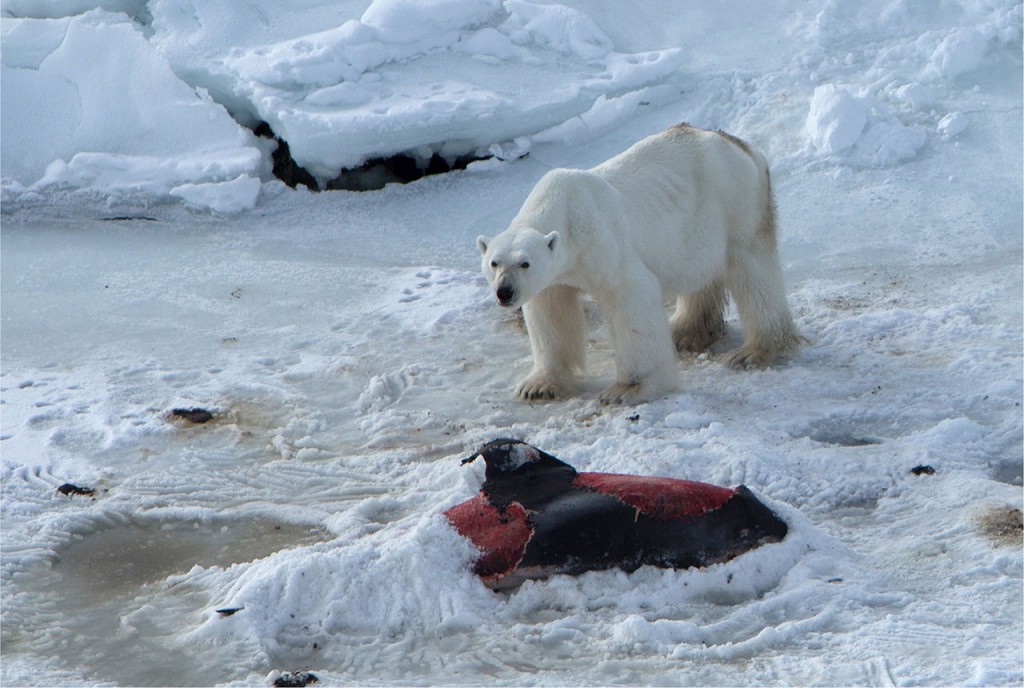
[495,284,515,306]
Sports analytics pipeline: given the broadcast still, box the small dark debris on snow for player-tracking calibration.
[101,215,158,222]
[215,606,244,617]
[910,465,936,476]
[272,671,319,688]
[57,483,95,497]
[626,413,640,422]
[170,407,215,424]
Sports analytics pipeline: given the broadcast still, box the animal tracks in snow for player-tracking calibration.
[382,268,490,334]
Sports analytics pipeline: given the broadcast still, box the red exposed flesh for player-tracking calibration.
[444,497,531,582]
[573,473,736,521]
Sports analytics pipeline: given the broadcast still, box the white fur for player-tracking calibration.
[477,124,801,404]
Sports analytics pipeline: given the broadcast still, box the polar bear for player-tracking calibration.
[477,123,801,404]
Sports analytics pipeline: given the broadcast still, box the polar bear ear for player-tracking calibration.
[476,235,489,255]
[545,231,560,251]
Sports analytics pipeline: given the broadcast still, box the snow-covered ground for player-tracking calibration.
[2,1,1022,686]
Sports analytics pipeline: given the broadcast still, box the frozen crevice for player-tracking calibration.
[251,121,493,191]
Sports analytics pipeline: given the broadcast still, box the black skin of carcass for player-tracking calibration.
[461,439,788,576]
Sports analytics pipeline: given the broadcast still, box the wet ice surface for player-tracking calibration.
[2,174,1020,684]
[7,517,327,686]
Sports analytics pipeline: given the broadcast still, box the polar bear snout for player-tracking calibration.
[495,280,517,307]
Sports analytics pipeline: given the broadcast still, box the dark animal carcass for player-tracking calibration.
[444,439,788,589]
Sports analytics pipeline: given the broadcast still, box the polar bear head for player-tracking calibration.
[477,227,561,308]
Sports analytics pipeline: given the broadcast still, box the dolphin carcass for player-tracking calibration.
[444,439,788,589]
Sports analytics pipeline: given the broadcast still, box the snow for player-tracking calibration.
[169,174,264,215]
[938,110,969,139]
[2,0,687,205]
[152,0,683,184]
[931,27,990,77]
[1,11,265,210]
[806,84,869,154]
[1,0,1022,686]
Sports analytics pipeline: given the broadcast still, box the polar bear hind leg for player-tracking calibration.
[517,285,586,400]
[671,278,727,353]
[723,227,802,369]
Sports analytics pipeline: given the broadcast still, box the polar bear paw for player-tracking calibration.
[725,330,803,368]
[672,317,726,353]
[723,344,774,369]
[600,365,679,404]
[515,373,574,401]
[599,381,643,405]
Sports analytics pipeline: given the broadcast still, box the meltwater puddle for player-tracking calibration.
[4,514,330,687]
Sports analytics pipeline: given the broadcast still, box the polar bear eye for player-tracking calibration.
[490,260,498,268]
[520,261,530,269]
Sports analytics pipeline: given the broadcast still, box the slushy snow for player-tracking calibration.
[1,0,1022,687]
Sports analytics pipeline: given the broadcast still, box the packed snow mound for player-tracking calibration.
[804,84,927,168]
[150,0,685,182]
[3,0,1020,209]
[796,0,1021,167]
[0,11,265,212]
[931,27,989,77]
[805,85,868,154]
[1,0,685,204]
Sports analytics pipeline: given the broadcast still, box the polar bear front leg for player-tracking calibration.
[516,285,586,401]
[597,274,680,404]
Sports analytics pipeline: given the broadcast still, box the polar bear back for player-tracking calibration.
[596,124,767,233]
[579,125,769,295]
[507,124,772,297]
